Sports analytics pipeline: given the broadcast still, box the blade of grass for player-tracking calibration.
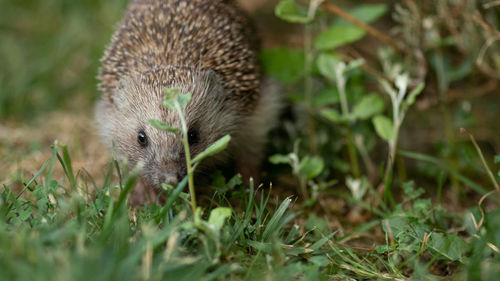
[399,149,489,195]
[16,159,49,199]
[61,144,77,189]
[336,219,380,243]
[56,145,77,190]
[45,141,59,184]
[460,128,499,191]
[112,167,140,217]
[155,176,188,223]
[309,232,336,251]
[262,197,294,241]
[227,179,256,246]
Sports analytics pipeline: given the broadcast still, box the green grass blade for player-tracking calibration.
[399,149,488,195]
[16,159,48,199]
[262,197,293,241]
[156,176,188,223]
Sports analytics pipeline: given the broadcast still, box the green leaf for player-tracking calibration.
[227,174,243,189]
[334,4,388,25]
[149,119,180,134]
[320,108,343,123]
[427,233,469,262]
[351,93,385,120]
[208,207,232,232]
[372,115,393,141]
[269,154,293,165]
[382,216,426,239]
[163,87,182,110]
[275,0,311,24]
[402,181,425,200]
[260,47,305,84]
[379,79,397,99]
[405,82,425,107]
[345,58,365,72]
[312,87,340,106]
[299,156,324,179]
[192,135,231,163]
[317,52,340,81]
[315,26,366,50]
[177,92,192,109]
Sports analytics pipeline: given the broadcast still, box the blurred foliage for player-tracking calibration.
[266,0,499,195]
[265,0,500,276]
[0,0,127,120]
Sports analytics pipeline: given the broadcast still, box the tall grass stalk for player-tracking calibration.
[174,100,197,214]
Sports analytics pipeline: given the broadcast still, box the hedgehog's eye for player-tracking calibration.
[137,130,148,147]
[187,129,199,145]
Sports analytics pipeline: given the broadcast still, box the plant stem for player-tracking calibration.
[461,128,500,191]
[299,178,309,201]
[384,102,400,179]
[337,71,349,116]
[441,104,460,192]
[336,67,360,178]
[382,89,401,206]
[176,103,197,215]
[434,49,460,193]
[291,149,309,200]
[346,129,361,178]
[396,153,407,183]
[304,23,317,154]
[383,135,397,206]
[354,135,377,181]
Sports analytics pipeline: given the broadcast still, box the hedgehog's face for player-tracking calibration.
[96,67,239,187]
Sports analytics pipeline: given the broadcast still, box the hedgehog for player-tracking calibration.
[95,0,280,203]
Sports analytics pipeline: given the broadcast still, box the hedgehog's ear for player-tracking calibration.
[195,68,225,97]
[112,76,136,112]
[201,68,221,84]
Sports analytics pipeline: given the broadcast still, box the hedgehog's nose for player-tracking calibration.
[160,173,178,186]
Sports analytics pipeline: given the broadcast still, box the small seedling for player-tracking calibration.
[375,59,425,198]
[149,87,231,215]
[269,140,325,200]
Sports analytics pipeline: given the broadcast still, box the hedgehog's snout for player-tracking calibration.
[147,168,185,188]
[159,173,179,186]
[150,154,187,188]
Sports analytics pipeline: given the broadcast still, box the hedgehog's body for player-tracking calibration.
[96,0,279,202]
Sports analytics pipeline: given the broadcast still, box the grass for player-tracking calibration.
[1,0,500,280]
[0,0,126,120]
[1,144,498,280]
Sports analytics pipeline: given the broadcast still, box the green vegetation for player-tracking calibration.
[0,0,126,119]
[1,0,499,280]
